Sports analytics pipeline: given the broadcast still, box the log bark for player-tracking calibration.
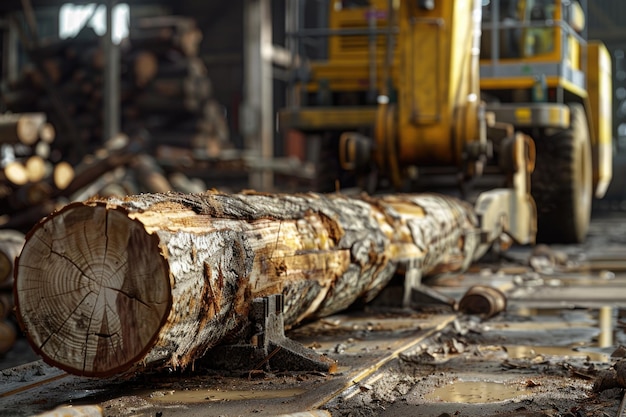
[15,191,482,377]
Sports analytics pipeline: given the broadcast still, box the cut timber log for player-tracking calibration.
[0,229,25,287]
[60,135,142,198]
[130,154,173,193]
[0,292,14,317]
[0,230,25,288]
[0,320,17,355]
[39,122,56,144]
[53,161,75,190]
[24,155,47,182]
[4,161,29,186]
[0,113,46,145]
[133,51,159,87]
[15,191,484,377]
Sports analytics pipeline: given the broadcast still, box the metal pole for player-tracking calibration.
[243,0,273,191]
[285,0,298,107]
[5,15,19,84]
[103,0,120,142]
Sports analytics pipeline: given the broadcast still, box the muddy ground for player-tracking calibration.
[324,311,623,417]
[2,210,626,416]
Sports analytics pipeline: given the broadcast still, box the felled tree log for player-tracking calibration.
[59,135,143,198]
[130,154,173,193]
[15,191,483,377]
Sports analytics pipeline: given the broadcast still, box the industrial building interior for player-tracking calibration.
[2,1,626,416]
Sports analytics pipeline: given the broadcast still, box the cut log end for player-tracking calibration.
[16,116,41,145]
[4,161,29,186]
[39,122,56,144]
[15,203,172,377]
[53,161,75,190]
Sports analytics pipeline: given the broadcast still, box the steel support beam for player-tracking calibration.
[243,0,274,191]
[3,14,19,83]
[103,0,120,142]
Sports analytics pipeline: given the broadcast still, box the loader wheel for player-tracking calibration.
[531,103,592,243]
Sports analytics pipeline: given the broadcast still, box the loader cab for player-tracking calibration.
[479,0,587,103]
[479,0,613,244]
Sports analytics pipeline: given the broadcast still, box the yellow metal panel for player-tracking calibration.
[328,0,393,61]
[586,41,613,198]
[406,17,441,124]
[515,108,532,124]
[480,76,587,99]
[569,35,580,71]
[278,107,377,131]
[547,106,564,126]
[308,60,399,93]
[396,0,479,166]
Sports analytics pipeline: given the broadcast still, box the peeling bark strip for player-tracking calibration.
[15,191,481,377]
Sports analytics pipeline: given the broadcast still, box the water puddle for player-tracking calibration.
[570,260,626,273]
[426,381,532,404]
[488,321,594,331]
[504,345,609,362]
[147,387,306,403]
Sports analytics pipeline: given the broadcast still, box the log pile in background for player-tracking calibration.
[0,112,76,216]
[1,16,231,163]
[0,130,209,232]
[126,16,230,160]
[14,191,483,377]
[0,16,247,236]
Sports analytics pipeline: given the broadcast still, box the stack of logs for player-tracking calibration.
[0,128,208,232]
[0,113,75,219]
[2,15,230,163]
[126,16,230,161]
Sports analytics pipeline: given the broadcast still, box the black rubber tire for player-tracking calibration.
[531,103,592,243]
